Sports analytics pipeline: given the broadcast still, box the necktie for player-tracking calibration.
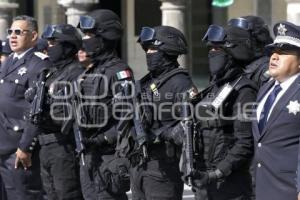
[258,84,282,133]
[12,57,18,65]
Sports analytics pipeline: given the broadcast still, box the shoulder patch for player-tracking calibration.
[116,69,132,80]
[34,52,48,60]
[188,86,198,99]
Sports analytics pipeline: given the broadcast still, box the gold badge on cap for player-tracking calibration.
[277,23,287,36]
[17,67,27,76]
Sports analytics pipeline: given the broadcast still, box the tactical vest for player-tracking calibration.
[140,68,189,126]
[244,56,270,87]
[80,59,131,131]
[195,75,257,169]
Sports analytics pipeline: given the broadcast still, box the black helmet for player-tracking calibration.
[1,38,12,55]
[78,9,122,40]
[203,24,255,62]
[228,16,273,46]
[42,24,82,51]
[36,38,48,52]
[138,26,187,56]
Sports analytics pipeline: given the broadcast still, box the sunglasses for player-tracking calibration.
[7,28,30,36]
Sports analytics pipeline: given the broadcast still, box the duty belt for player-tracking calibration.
[38,133,67,145]
[198,119,233,129]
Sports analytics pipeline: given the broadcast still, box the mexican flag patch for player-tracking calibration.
[116,70,131,80]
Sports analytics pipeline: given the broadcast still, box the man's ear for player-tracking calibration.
[31,31,38,42]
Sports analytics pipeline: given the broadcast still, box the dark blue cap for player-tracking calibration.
[266,21,300,50]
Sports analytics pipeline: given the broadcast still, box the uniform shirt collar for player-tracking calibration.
[13,48,33,60]
[275,73,300,91]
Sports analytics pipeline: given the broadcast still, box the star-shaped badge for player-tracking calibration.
[277,23,287,36]
[18,67,27,76]
[286,100,300,115]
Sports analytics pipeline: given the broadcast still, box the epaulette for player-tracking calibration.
[34,52,48,60]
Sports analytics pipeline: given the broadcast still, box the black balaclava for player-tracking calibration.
[47,42,76,66]
[208,49,231,77]
[208,49,242,85]
[241,16,273,58]
[225,26,256,63]
[146,50,178,76]
[82,37,104,58]
[82,36,117,64]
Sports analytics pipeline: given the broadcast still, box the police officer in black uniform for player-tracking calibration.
[0,38,12,66]
[77,9,132,200]
[0,38,8,200]
[128,26,197,200]
[29,24,84,200]
[0,15,52,200]
[228,16,273,87]
[0,39,11,200]
[191,24,257,200]
[36,38,48,54]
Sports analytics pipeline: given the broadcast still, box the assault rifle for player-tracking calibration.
[122,80,148,162]
[29,69,48,124]
[64,81,86,165]
[180,92,209,199]
[179,93,194,186]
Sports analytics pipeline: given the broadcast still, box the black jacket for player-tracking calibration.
[138,66,196,158]
[39,58,85,134]
[194,68,257,199]
[79,52,133,152]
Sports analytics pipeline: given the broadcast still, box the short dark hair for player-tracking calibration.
[13,15,38,32]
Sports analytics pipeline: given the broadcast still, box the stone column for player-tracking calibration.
[286,0,300,24]
[159,0,188,68]
[255,0,271,26]
[0,0,18,40]
[57,0,99,26]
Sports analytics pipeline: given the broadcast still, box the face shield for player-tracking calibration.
[202,25,227,42]
[42,25,58,39]
[138,27,162,51]
[228,18,253,31]
[78,15,96,30]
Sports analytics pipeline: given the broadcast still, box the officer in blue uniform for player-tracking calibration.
[0,15,52,200]
[252,21,300,200]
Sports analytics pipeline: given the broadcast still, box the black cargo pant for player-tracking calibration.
[193,170,252,200]
[0,175,7,200]
[0,151,44,200]
[39,141,83,200]
[80,150,128,200]
[130,158,184,200]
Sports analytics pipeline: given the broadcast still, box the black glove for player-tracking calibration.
[81,134,107,146]
[192,169,223,186]
[24,87,37,103]
[162,122,185,145]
